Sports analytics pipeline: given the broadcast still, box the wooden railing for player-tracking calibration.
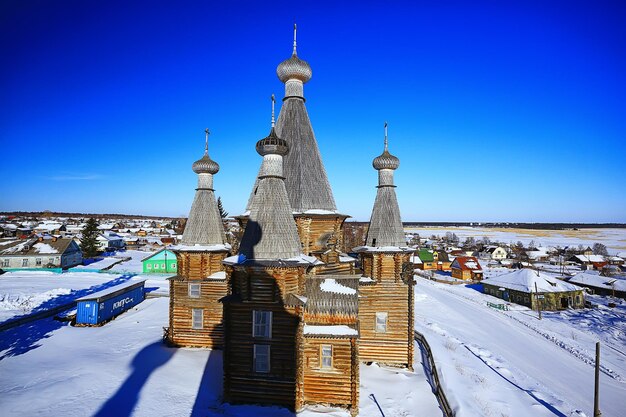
[414,330,455,417]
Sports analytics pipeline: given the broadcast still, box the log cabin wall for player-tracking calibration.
[294,215,348,254]
[358,252,414,369]
[223,265,304,410]
[168,250,230,348]
[302,337,358,411]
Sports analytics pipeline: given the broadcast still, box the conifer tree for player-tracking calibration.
[217,197,228,219]
[80,218,100,258]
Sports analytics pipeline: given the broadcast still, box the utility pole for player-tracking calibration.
[594,341,601,417]
[534,282,542,320]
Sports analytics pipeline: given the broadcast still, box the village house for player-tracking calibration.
[142,249,178,273]
[0,236,82,270]
[435,250,452,271]
[567,271,626,299]
[482,269,586,310]
[480,246,508,261]
[96,232,125,252]
[451,256,483,280]
[414,248,436,270]
[568,254,607,270]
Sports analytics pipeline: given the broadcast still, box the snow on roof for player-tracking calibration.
[452,256,483,271]
[33,243,59,254]
[320,278,357,295]
[352,245,414,253]
[569,272,626,292]
[410,255,423,264]
[207,271,226,280]
[303,325,358,337]
[222,252,323,266]
[339,255,357,263]
[574,254,606,263]
[482,269,582,293]
[170,243,231,252]
[359,276,375,283]
[76,280,146,302]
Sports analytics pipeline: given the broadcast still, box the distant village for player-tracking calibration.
[2,213,625,311]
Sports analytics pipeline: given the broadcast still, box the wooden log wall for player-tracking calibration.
[295,215,348,255]
[176,251,228,279]
[358,252,414,368]
[230,266,305,304]
[168,250,229,348]
[302,336,358,412]
[223,301,301,409]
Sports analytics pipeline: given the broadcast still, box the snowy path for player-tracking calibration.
[414,279,626,417]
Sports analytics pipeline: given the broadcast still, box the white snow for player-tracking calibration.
[359,276,375,283]
[319,278,356,295]
[303,325,358,336]
[413,276,626,417]
[170,243,231,252]
[32,243,59,254]
[207,271,226,280]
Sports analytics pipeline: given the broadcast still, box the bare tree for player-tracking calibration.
[592,243,608,256]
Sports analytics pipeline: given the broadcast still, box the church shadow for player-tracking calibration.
[93,341,176,417]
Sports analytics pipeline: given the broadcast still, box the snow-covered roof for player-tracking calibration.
[76,280,146,302]
[573,254,606,263]
[170,243,231,252]
[353,245,414,253]
[320,278,357,295]
[482,269,582,293]
[569,272,626,292]
[303,325,358,337]
[207,271,226,280]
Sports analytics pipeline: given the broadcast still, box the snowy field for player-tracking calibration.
[0,269,170,324]
[414,278,626,417]
[0,296,442,417]
[405,226,626,253]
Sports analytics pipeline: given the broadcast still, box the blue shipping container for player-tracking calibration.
[75,280,146,325]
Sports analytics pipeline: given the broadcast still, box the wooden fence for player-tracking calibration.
[414,330,455,417]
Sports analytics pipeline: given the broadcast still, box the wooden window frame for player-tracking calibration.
[22,259,28,267]
[191,308,203,329]
[320,344,333,369]
[189,283,201,298]
[253,344,270,373]
[375,312,388,333]
[252,310,272,339]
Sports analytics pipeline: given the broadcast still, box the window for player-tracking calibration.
[22,259,29,267]
[36,258,42,266]
[253,344,270,373]
[192,308,203,329]
[375,312,388,333]
[575,295,581,305]
[172,263,177,269]
[49,258,54,264]
[161,263,165,269]
[253,310,272,338]
[321,345,333,369]
[189,283,201,298]
[147,264,152,269]
[2,259,8,267]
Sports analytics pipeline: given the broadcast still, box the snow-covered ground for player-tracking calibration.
[0,270,170,324]
[0,296,442,417]
[405,226,626,253]
[414,278,626,417]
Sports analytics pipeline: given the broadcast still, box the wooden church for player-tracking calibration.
[167,25,414,416]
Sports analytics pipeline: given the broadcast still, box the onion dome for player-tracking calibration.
[276,24,312,83]
[192,128,220,174]
[192,154,219,174]
[373,123,400,170]
[256,127,288,156]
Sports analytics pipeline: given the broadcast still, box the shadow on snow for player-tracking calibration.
[0,274,134,360]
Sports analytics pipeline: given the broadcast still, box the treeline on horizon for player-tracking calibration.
[1,212,625,229]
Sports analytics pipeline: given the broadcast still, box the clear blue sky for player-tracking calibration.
[1,0,625,222]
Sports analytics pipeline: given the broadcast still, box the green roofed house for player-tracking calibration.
[142,249,177,273]
[415,248,436,270]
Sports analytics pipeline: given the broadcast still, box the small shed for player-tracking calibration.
[76,280,146,325]
[482,269,585,310]
[415,249,435,270]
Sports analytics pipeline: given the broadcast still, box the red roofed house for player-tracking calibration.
[451,256,484,281]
